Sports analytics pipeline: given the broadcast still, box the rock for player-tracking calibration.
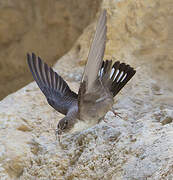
[0,0,173,179]
[154,108,173,125]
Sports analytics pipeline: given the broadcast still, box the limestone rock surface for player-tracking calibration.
[0,0,173,179]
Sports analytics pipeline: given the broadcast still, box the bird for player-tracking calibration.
[27,10,136,137]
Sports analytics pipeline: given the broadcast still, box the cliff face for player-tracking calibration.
[0,0,100,99]
[0,0,173,179]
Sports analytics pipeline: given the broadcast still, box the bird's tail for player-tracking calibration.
[99,60,136,97]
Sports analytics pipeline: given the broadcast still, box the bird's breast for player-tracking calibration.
[69,119,96,133]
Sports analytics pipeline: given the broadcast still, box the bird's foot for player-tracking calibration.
[111,108,128,120]
[111,110,122,119]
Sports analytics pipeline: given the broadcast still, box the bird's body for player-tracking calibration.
[27,10,136,136]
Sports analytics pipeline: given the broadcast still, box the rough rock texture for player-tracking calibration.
[0,0,100,100]
[0,0,173,179]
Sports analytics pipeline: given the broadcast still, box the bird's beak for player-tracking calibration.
[55,128,62,141]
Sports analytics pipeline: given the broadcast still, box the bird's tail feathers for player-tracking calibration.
[99,60,136,97]
[99,60,112,83]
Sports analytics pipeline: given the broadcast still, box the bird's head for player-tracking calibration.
[55,116,73,136]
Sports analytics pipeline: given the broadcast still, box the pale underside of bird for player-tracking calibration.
[27,10,136,137]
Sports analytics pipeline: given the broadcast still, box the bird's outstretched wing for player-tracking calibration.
[27,53,78,115]
[78,10,108,118]
[81,9,107,93]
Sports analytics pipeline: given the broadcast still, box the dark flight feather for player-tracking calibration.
[27,53,78,115]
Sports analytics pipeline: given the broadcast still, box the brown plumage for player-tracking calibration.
[27,10,136,136]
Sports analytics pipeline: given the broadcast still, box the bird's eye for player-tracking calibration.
[64,120,68,127]
[61,120,68,130]
[58,119,68,131]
